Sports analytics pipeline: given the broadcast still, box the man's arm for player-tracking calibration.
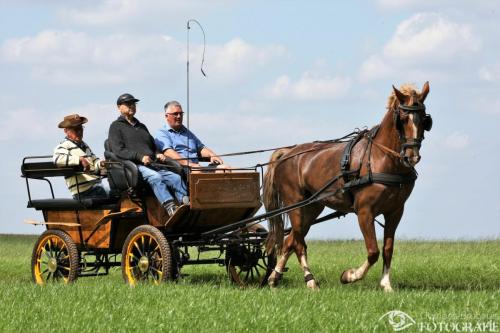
[199,147,224,165]
[108,123,141,163]
[53,141,80,167]
[53,141,93,171]
[163,148,199,167]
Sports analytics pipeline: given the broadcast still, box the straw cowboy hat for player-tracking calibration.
[58,114,88,128]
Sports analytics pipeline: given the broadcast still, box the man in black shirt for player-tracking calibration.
[108,93,187,215]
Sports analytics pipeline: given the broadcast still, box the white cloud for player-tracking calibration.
[376,0,498,11]
[267,72,351,101]
[194,38,288,84]
[376,0,420,9]
[384,13,479,62]
[57,0,219,26]
[359,13,480,82]
[0,108,49,142]
[1,31,286,86]
[478,64,500,82]
[443,131,471,150]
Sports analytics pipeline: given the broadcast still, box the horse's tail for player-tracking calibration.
[264,148,291,255]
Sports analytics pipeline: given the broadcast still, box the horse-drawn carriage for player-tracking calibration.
[22,148,275,286]
[23,82,432,291]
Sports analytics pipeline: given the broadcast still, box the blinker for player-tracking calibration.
[423,114,433,131]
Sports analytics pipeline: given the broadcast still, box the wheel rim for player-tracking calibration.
[227,244,275,287]
[124,233,164,285]
[33,235,72,285]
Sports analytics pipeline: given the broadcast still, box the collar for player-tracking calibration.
[118,115,139,126]
[167,124,186,133]
[65,137,87,150]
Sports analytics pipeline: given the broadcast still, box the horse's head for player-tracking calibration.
[391,81,432,167]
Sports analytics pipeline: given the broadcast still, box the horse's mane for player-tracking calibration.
[386,83,419,110]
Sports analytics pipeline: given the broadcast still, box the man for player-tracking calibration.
[155,100,227,170]
[53,114,108,200]
[108,93,187,215]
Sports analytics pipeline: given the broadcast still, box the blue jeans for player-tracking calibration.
[137,165,187,204]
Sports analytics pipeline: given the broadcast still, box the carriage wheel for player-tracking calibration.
[31,230,79,285]
[226,225,277,287]
[227,247,276,287]
[121,225,174,286]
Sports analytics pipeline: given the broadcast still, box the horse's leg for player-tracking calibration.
[268,234,294,287]
[293,204,323,290]
[380,208,403,292]
[341,208,379,284]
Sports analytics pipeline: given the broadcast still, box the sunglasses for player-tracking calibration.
[166,112,184,117]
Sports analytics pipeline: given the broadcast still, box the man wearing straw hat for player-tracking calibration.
[53,114,108,200]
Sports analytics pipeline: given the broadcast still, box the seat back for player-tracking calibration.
[104,139,140,192]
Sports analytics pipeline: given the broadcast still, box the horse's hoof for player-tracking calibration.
[380,284,394,293]
[268,277,279,288]
[306,280,320,290]
[340,269,356,284]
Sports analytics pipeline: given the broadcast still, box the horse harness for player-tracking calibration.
[340,126,417,193]
[340,102,432,192]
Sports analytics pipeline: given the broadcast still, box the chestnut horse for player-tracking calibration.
[264,82,432,291]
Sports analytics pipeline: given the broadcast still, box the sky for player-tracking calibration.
[1,0,499,239]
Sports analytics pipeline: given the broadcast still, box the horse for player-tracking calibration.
[263,82,432,291]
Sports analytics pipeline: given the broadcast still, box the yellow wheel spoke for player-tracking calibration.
[133,241,143,257]
[61,265,71,271]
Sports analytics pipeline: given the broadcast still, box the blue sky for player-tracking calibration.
[1,1,499,239]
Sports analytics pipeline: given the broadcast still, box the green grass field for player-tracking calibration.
[0,234,498,332]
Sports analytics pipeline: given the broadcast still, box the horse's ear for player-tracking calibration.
[392,85,407,104]
[419,81,430,103]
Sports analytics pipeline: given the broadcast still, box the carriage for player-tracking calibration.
[23,82,432,291]
[22,148,276,286]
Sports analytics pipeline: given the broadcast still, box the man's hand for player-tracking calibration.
[79,156,91,172]
[156,154,167,162]
[99,160,106,168]
[210,155,224,165]
[142,155,153,165]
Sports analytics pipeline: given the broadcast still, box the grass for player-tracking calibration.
[0,234,498,332]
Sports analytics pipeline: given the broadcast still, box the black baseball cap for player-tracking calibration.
[117,93,140,105]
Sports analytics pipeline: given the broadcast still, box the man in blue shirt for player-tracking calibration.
[155,101,227,170]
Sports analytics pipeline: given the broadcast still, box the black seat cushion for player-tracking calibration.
[28,198,119,211]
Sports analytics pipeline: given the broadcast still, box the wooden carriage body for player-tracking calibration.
[22,156,261,251]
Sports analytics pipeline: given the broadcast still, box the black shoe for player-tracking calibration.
[163,200,178,216]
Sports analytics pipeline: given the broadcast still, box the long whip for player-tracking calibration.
[186,19,206,170]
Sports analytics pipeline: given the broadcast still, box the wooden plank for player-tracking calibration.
[189,172,261,210]
[46,210,112,249]
[25,220,81,227]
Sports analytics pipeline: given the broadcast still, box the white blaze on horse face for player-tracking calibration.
[409,113,418,139]
[406,113,421,163]
[379,265,393,292]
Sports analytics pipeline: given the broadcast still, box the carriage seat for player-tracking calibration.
[103,139,184,194]
[28,198,119,211]
[104,140,142,193]
[21,159,119,211]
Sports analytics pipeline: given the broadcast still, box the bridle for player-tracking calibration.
[393,102,433,160]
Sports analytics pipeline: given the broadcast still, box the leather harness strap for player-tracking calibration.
[340,125,418,191]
